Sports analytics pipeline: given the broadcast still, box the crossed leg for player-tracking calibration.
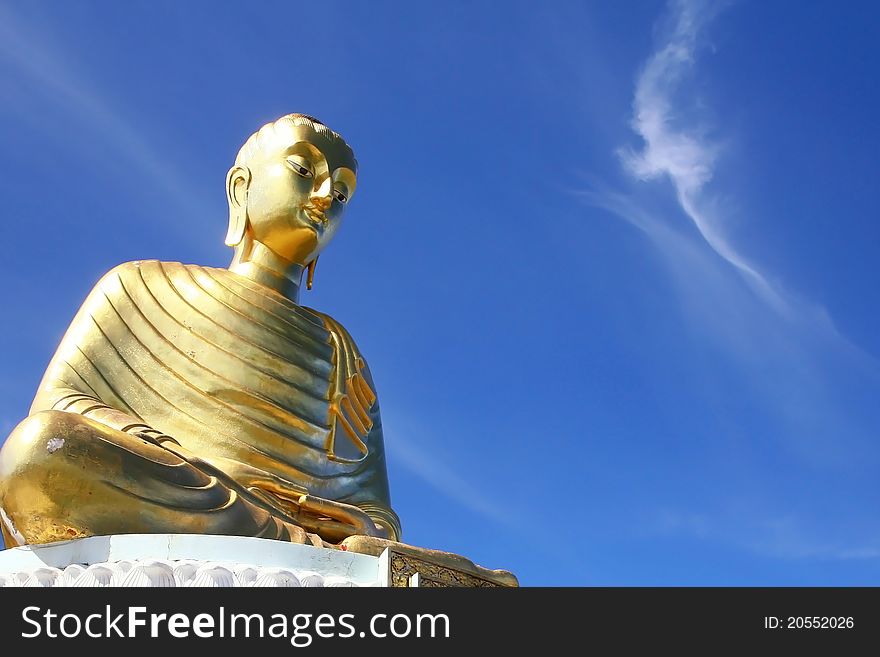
[0,411,317,546]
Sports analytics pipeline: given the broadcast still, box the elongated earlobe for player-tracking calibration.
[225,165,251,246]
[306,257,318,290]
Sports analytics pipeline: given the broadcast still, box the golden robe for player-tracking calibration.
[4,260,399,543]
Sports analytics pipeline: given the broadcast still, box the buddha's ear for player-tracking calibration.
[225,165,251,246]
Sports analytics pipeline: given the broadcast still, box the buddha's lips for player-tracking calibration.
[303,207,327,226]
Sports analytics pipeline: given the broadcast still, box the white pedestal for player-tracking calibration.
[0,534,382,587]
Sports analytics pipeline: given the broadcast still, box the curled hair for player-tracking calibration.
[234,113,357,170]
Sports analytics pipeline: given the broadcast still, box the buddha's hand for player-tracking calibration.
[247,483,383,538]
[132,428,181,447]
[296,494,387,540]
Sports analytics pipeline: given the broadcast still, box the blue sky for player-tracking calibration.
[1,0,878,585]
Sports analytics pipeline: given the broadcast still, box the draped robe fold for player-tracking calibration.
[23,260,398,541]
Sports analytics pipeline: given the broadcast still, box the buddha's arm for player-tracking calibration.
[29,266,170,442]
[24,377,376,544]
[33,387,157,437]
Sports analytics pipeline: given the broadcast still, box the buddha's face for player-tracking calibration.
[231,123,357,265]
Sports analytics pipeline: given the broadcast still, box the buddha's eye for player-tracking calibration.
[286,157,313,179]
[333,189,348,204]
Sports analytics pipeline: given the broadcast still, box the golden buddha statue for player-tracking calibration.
[0,114,401,548]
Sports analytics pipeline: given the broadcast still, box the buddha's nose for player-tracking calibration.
[309,177,333,211]
[310,195,332,211]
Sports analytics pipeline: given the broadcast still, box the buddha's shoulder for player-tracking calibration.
[85,260,227,304]
[305,310,377,376]
[88,261,353,335]
[301,306,362,347]
[92,260,227,287]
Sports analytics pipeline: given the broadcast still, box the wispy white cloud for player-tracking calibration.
[586,0,879,426]
[651,507,880,562]
[383,411,517,529]
[581,0,880,561]
[381,410,599,582]
[610,0,876,358]
[618,0,790,312]
[0,4,207,236]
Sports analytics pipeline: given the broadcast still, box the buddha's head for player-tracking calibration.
[225,114,357,267]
